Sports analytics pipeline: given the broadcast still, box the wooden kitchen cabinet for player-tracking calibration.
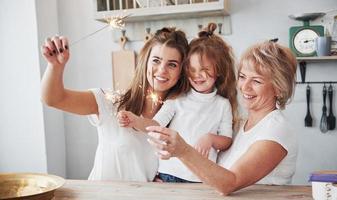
[93,0,229,22]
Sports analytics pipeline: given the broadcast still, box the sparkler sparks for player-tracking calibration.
[105,14,131,29]
[87,14,164,114]
[102,89,125,116]
[104,89,125,103]
[146,63,164,110]
[146,64,164,108]
[69,14,131,46]
[147,90,163,107]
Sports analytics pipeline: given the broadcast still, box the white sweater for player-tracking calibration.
[154,89,233,182]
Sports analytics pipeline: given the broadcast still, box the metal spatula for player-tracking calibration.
[327,84,336,130]
[305,85,313,127]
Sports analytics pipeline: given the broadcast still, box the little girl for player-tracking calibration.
[118,23,238,183]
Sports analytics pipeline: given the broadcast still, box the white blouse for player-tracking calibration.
[218,110,298,185]
[87,88,158,181]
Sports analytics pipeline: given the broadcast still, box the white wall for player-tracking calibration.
[35,0,66,177]
[0,0,66,177]
[56,0,114,179]
[0,0,47,173]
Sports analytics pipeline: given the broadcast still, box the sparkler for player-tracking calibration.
[62,15,131,115]
[147,89,163,107]
[69,14,131,47]
[101,88,125,116]
[84,14,163,113]
[146,66,163,110]
[104,89,124,103]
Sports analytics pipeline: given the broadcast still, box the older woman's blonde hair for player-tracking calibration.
[116,27,190,115]
[238,41,297,109]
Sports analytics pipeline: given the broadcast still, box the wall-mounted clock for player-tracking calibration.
[289,13,325,57]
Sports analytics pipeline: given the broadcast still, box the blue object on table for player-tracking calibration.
[309,172,337,183]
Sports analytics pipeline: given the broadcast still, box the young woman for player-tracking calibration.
[40,27,189,181]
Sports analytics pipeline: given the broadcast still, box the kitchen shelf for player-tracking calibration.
[93,0,230,22]
[296,81,337,84]
[297,56,337,61]
[296,56,337,83]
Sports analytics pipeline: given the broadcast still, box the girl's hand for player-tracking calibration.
[146,126,189,160]
[154,177,164,182]
[117,110,137,127]
[194,133,213,158]
[41,36,69,68]
[153,174,164,183]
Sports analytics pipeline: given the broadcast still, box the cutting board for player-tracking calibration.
[112,35,136,91]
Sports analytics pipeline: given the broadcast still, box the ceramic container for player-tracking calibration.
[309,171,337,200]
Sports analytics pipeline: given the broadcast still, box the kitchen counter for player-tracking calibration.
[54,180,313,199]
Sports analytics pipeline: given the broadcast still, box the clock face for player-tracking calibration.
[293,29,319,55]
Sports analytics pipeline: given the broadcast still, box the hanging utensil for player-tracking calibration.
[327,84,336,130]
[320,84,328,133]
[305,85,313,127]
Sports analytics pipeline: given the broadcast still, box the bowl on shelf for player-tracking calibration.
[0,173,65,200]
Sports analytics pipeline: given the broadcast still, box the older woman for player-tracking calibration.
[146,41,298,195]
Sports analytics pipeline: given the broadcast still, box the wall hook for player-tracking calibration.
[121,29,126,37]
[144,27,152,42]
[120,29,128,50]
[218,23,222,35]
[146,27,151,34]
[198,24,203,31]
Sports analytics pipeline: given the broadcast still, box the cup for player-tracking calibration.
[315,36,332,56]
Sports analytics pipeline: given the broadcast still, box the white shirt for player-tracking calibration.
[218,110,298,185]
[87,88,158,181]
[154,89,233,182]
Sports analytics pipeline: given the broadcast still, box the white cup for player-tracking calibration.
[312,182,337,200]
[315,36,332,56]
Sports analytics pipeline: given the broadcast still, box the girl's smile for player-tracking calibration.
[188,53,216,94]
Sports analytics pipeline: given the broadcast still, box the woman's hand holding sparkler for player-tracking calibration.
[40,14,130,68]
[41,36,69,68]
[146,126,189,160]
[40,14,129,114]
[40,35,92,113]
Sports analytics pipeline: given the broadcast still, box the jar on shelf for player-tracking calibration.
[331,15,337,52]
